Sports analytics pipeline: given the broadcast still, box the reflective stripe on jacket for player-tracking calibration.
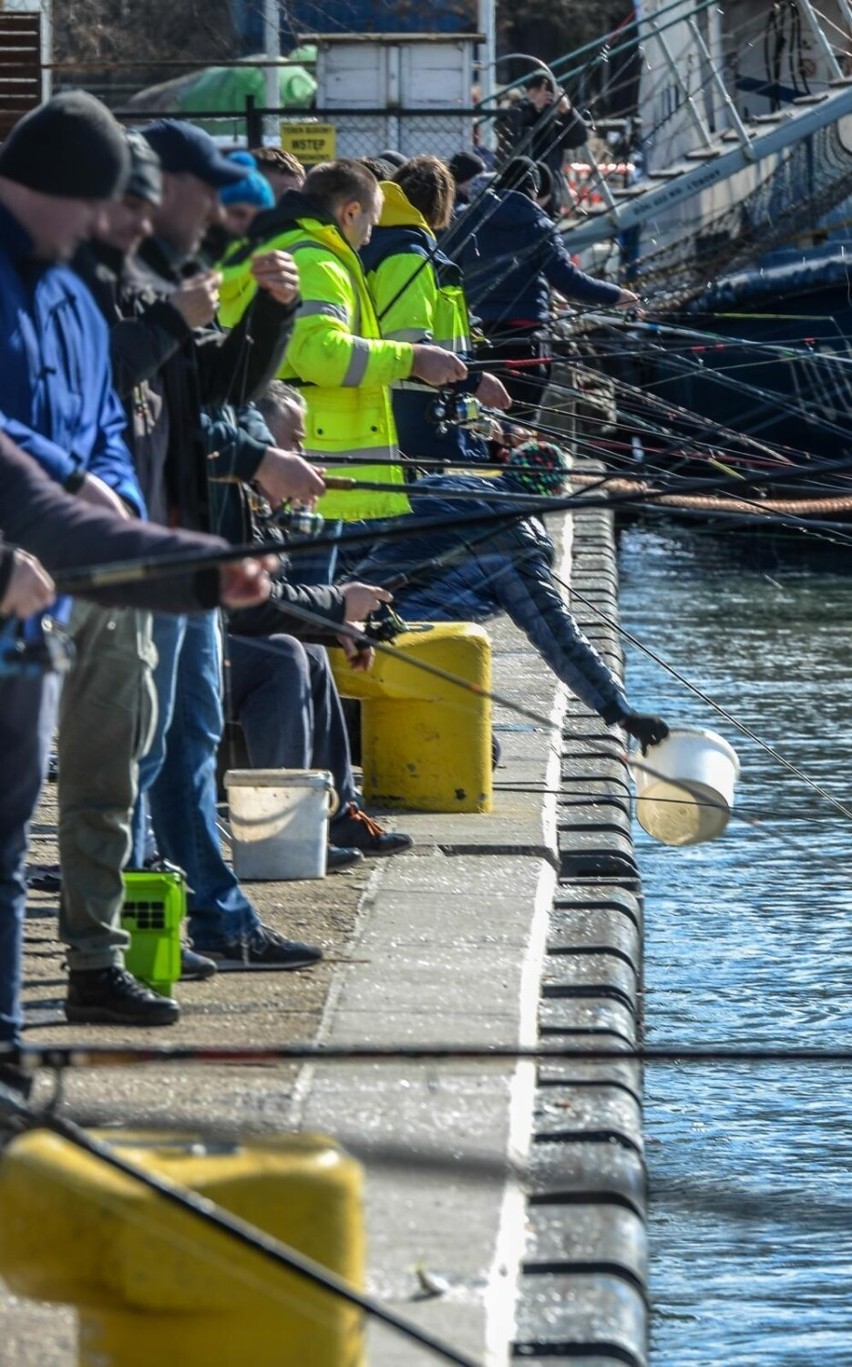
[219,196,413,520]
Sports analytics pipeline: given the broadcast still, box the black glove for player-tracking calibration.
[620,712,670,755]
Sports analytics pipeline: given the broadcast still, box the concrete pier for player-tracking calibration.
[3,470,647,1366]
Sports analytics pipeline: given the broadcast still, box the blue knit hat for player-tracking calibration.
[219,151,275,209]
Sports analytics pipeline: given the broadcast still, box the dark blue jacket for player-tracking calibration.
[450,188,621,331]
[0,204,143,513]
[352,473,630,723]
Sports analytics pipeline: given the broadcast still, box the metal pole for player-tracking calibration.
[477,0,496,151]
[262,0,280,143]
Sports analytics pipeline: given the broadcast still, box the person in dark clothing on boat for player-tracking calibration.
[497,72,588,215]
[453,157,639,419]
[352,441,670,753]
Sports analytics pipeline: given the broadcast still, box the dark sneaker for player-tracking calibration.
[65,966,180,1026]
[329,803,413,858]
[202,923,323,972]
[180,947,217,982]
[326,845,365,873]
[26,864,61,893]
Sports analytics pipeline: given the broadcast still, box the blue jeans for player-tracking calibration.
[226,633,358,814]
[0,671,59,1044]
[132,611,259,948]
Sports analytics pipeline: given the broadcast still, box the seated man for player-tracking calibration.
[212,381,414,861]
[350,442,670,753]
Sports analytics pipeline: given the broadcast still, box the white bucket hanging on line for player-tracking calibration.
[632,726,740,847]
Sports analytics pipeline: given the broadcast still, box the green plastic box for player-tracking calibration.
[121,870,185,996]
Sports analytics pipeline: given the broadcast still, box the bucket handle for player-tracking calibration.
[326,784,339,820]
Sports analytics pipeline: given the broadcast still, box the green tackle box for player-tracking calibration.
[120,870,185,997]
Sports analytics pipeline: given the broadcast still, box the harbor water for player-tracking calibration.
[618,522,852,1365]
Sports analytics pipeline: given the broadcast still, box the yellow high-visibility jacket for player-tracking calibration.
[219,197,412,520]
[363,182,472,357]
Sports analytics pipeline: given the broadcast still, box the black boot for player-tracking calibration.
[65,966,179,1026]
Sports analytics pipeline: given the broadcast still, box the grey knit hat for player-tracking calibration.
[0,92,130,199]
[124,128,162,205]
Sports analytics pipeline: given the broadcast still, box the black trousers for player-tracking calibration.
[479,328,551,422]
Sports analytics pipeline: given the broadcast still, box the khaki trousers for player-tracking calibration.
[57,602,157,971]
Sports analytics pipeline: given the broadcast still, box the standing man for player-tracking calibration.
[454,158,639,419]
[0,431,275,1087]
[218,158,468,522]
[127,118,327,969]
[499,73,589,216]
[0,92,194,1026]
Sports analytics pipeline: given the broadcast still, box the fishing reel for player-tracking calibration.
[0,616,75,679]
[267,502,326,540]
[430,390,494,438]
[364,602,409,643]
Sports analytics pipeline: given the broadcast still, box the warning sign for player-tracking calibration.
[280,123,336,165]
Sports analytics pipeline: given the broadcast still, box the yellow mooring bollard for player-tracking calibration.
[0,1128,365,1367]
[329,620,492,813]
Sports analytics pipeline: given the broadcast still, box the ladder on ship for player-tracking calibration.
[559,0,852,255]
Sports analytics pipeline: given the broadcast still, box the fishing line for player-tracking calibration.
[530,379,825,489]
[609,322,852,442]
[559,571,852,822]
[566,320,852,457]
[532,370,800,471]
[494,784,851,823]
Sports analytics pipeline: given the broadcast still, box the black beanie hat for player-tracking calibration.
[448,150,486,184]
[534,160,553,199]
[0,91,130,200]
[496,156,541,198]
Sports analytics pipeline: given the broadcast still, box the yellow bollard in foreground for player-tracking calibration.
[0,1129,365,1367]
[330,621,492,813]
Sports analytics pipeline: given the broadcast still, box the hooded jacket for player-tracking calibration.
[218,190,414,521]
[352,472,630,724]
[453,187,621,331]
[360,182,490,465]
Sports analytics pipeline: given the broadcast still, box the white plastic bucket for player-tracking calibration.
[224,769,336,880]
[632,726,740,847]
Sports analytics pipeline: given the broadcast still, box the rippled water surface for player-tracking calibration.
[618,524,852,1365]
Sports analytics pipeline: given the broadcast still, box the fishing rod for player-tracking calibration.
[321,474,575,507]
[0,1096,482,1367]
[53,465,753,603]
[597,317,852,445]
[7,1043,852,1069]
[543,353,839,473]
[52,469,852,608]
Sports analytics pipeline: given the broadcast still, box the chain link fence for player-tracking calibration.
[113,101,507,169]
